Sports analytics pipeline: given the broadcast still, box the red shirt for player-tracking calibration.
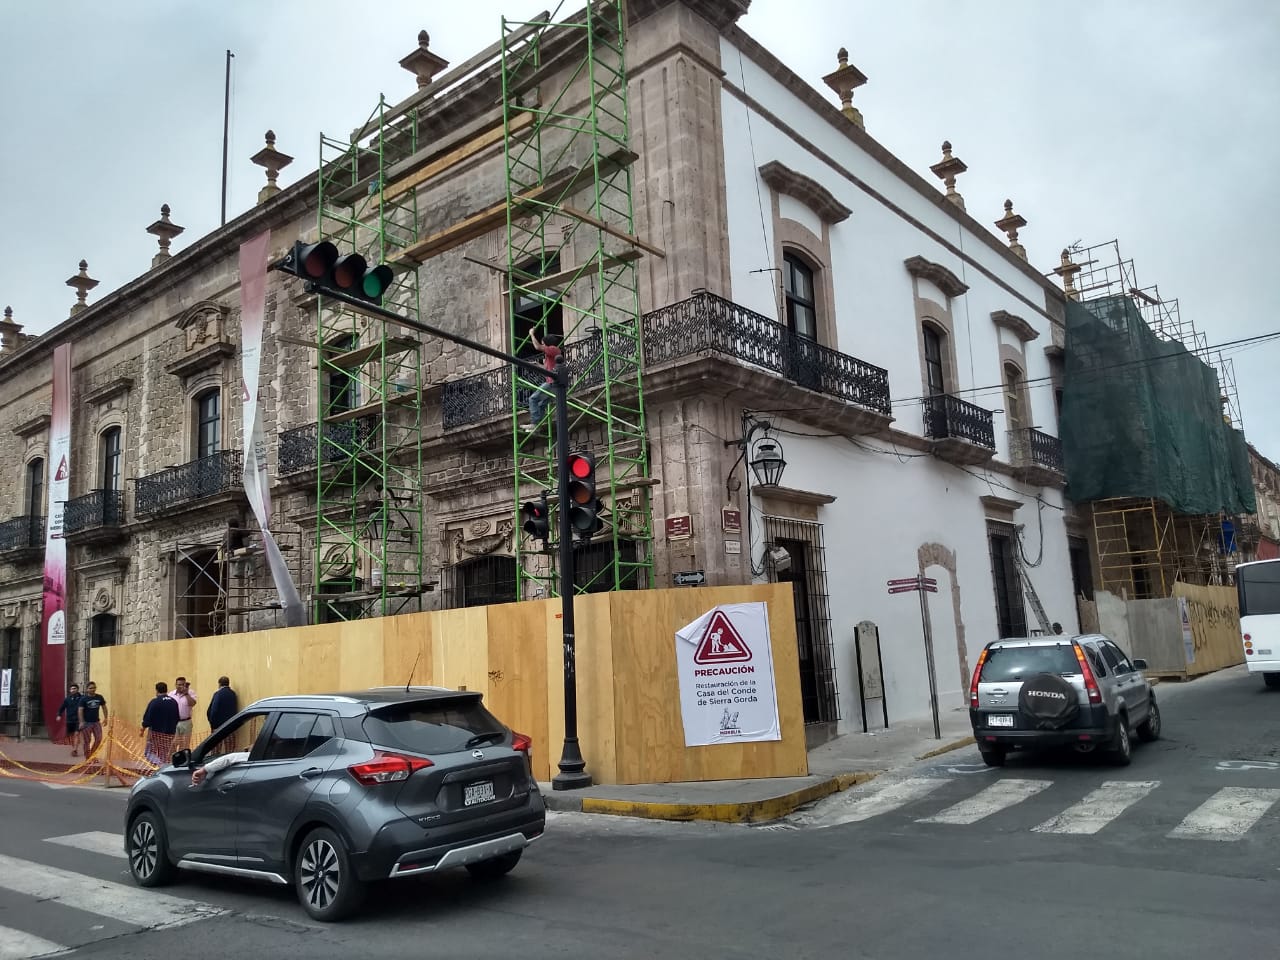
[541,344,561,383]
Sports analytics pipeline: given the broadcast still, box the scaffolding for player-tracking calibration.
[500,2,654,599]
[312,99,427,622]
[173,523,303,637]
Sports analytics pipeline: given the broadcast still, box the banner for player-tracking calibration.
[239,231,306,627]
[675,602,780,747]
[41,343,71,740]
[1,668,11,707]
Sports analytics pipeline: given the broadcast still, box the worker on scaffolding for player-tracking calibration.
[524,325,562,432]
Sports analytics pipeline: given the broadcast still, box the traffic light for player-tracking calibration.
[521,491,550,545]
[566,452,605,540]
[276,240,396,305]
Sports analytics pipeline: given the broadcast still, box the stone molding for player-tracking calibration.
[990,309,1039,343]
[83,376,135,406]
[13,413,50,439]
[904,256,968,299]
[758,160,851,223]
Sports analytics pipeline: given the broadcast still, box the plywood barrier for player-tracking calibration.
[1173,581,1244,677]
[91,584,806,785]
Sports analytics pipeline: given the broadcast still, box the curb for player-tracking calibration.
[542,771,879,824]
[915,736,976,761]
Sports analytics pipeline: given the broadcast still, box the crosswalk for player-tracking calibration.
[797,776,1280,841]
[0,832,227,959]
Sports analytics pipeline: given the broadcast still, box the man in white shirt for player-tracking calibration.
[190,750,250,786]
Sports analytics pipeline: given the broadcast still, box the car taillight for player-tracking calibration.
[511,732,532,755]
[1072,643,1102,704]
[348,751,433,786]
[969,648,989,708]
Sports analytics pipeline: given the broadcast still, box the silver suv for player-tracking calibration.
[968,634,1161,767]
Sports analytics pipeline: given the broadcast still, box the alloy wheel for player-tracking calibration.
[130,819,158,880]
[300,838,341,911]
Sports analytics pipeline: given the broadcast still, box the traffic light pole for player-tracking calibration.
[550,372,591,790]
[275,274,591,790]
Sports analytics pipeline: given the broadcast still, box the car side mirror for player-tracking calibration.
[171,749,191,768]
[1132,658,1148,671]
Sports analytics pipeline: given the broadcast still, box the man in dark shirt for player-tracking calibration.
[140,681,180,766]
[55,684,83,757]
[206,676,238,730]
[77,681,108,759]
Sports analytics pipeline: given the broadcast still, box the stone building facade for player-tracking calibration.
[1,0,1080,737]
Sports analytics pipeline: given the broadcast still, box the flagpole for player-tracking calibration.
[221,50,234,226]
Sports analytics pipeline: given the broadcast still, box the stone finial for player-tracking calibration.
[146,203,186,268]
[0,305,25,355]
[929,140,968,210]
[822,46,868,129]
[994,199,1028,260]
[65,260,99,316]
[249,130,294,204]
[399,29,449,89]
[1053,248,1083,300]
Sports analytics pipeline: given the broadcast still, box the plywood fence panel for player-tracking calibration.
[484,599,553,782]
[430,608,490,693]
[1174,582,1244,676]
[574,592,617,785]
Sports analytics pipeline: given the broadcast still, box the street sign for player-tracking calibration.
[673,570,706,587]
[888,573,942,740]
[886,576,937,594]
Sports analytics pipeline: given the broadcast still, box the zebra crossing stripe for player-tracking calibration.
[1169,787,1280,841]
[806,777,952,826]
[0,853,226,929]
[1033,780,1161,835]
[919,778,1052,825]
[0,924,65,960]
[44,830,126,859]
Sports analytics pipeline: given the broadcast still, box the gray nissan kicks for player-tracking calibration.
[969,634,1161,767]
[124,687,546,921]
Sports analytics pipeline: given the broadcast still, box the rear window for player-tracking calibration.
[980,644,1078,682]
[362,698,505,755]
[1239,562,1280,617]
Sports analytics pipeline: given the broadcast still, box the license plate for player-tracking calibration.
[987,714,1015,728]
[463,780,496,806]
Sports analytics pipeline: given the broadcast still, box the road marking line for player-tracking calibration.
[919,778,1052,825]
[805,777,952,826]
[1033,781,1161,835]
[1169,787,1280,841]
[0,924,65,960]
[0,853,226,929]
[45,830,126,859]
[0,791,19,798]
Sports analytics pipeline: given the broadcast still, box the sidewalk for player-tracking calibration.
[0,735,150,786]
[540,706,975,824]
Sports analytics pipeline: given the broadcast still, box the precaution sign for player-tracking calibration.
[54,455,68,481]
[693,610,752,664]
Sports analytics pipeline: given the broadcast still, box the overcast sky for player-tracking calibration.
[2,1,1277,456]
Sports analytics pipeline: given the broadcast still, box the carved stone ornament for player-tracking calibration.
[469,519,492,537]
[175,300,230,352]
[0,604,18,628]
[92,588,114,613]
[459,534,511,558]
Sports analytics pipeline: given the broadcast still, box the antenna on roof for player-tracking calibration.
[405,650,421,694]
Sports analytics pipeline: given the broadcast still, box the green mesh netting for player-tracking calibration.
[1060,294,1255,515]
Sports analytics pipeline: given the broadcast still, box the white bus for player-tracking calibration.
[1237,558,1280,688]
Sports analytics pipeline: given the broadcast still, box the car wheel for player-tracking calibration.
[1137,697,1161,742]
[1111,714,1132,766]
[465,849,523,881]
[295,827,365,922]
[979,747,1006,768]
[127,811,174,887]
[1264,673,1280,690]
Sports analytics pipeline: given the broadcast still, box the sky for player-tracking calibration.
[2,0,1278,456]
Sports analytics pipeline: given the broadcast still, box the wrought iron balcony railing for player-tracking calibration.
[923,393,996,449]
[63,490,125,535]
[442,291,891,429]
[1009,426,1064,473]
[0,514,44,553]
[279,418,381,474]
[135,450,243,516]
[643,290,891,412]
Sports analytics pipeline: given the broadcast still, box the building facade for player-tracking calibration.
[0,0,1077,739]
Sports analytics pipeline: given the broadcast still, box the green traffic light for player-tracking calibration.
[363,264,394,299]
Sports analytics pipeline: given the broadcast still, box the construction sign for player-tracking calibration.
[675,602,780,747]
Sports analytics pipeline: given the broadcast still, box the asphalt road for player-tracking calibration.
[2,664,1278,959]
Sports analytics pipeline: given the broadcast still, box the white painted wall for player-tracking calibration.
[720,37,1078,729]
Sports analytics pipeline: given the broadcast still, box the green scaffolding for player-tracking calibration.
[311,97,426,621]
[501,2,654,599]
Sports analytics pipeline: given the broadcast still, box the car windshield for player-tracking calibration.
[362,698,505,756]
[981,644,1078,681]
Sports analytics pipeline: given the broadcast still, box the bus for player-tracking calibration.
[1237,558,1280,688]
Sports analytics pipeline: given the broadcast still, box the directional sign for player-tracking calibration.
[887,577,919,587]
[673,570,706,587]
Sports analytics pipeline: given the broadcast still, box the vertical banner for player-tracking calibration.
[675,602,781,747]
[41,343,72,741]
[239,231,306,627]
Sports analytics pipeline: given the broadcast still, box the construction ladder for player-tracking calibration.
[1013,534,1053,634]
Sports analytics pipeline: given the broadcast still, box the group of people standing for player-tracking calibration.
[53,681,108,759]
[138,675,239,765]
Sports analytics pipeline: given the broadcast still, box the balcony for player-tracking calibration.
[279,418,381,476]
[135,450,244,516]
[441,291,893,434]
[923,394,996,466]
[1009,427,1065,487]
[63,490,126,543]
[0,514,44,562]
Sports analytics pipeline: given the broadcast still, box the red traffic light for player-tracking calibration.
[569,454,593,480]
[298,240,338,279]
[566,452,602,539]
[276,240,397,306]
[521,495,551,542]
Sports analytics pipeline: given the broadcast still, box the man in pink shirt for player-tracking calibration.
[170,676,197,751]
[523,327,562,432]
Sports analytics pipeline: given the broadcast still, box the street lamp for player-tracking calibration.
[725,413,788,579]
[749,438,787,487]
